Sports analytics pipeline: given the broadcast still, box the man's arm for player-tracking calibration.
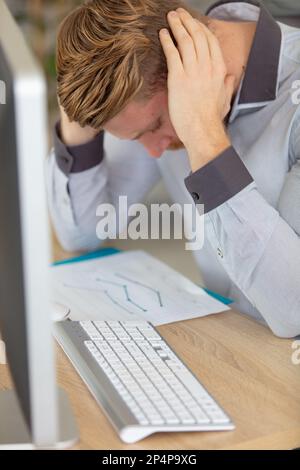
[46,107,161,252]
[189,152,300,338]
[160,8,300,337]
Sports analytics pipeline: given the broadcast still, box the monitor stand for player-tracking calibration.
[0,388,78,449]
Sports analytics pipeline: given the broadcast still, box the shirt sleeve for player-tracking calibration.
[53,121,105,175]
[184,146,253,213]
[184,142,300,338]
[46,122,161,252]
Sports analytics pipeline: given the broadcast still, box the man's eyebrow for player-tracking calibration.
[131,118,160,140]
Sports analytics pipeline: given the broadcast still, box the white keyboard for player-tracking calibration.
[54,320,234,443]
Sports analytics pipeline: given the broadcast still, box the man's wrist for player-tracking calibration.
[187,126,231,173]
[59,105,99,147]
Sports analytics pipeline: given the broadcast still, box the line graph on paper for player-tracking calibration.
[62,268,168,316]
[51,251,229,325]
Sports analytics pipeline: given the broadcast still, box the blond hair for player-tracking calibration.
[56,0,202,130]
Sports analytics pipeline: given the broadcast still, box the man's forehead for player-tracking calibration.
[104,90,166,139]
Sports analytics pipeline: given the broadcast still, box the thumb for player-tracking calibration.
[224,74,236,103]
[223,74,236,118]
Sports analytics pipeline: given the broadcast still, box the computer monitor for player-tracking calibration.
[0,0,77,448]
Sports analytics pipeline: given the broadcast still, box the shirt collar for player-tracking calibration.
[207,1,282,120]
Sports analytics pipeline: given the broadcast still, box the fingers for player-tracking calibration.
[192,16,226,72]
[174,8,226,73]
[164,11,197,69]
[159,28,183,73]
[203,25,226,71]
[160,7,226,78]
[175,8,210,64]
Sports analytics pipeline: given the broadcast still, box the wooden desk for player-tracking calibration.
[1,239,300,450]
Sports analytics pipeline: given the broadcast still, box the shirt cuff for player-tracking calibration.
[184,146,254,214]
[53,121,105,176]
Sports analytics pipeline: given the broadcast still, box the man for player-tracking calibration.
[47,0,300,338]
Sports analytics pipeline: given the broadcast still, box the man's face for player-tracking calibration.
[103,90,184,158]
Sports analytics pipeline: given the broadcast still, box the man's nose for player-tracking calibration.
[140,136,172,158]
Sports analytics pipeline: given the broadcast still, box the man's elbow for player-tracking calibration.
[267,318,300,339]
[54,227,103,254]
[254,297,300,338]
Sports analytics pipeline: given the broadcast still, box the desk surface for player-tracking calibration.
[1,239,300,450]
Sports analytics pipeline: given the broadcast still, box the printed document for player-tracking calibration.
[51,250,229,326]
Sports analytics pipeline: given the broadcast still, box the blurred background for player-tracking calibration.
[5,0,300,274]
[6,0,82,129]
